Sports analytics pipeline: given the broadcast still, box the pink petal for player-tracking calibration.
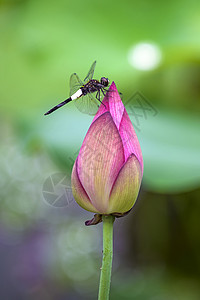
[108,154,142,214]
[71,159,99,213]
[119,109,143,174]
[77,112,124,213]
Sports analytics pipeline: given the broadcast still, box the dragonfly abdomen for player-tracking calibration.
[71,89,83,100]
[44,97,72,115]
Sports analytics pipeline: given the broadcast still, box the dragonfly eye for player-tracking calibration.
[100,77,109,87]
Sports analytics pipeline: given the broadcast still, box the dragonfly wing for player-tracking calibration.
[74,93,99,115]
[83,61,96,83]
[70,73,84,97]
[70,63,99,115]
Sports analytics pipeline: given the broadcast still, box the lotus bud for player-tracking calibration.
[71,82,143,224]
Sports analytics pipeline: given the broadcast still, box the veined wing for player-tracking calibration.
[70,73,84,97]
[74,93,99,115]
[70,62,99,115]
[83,61,96,83]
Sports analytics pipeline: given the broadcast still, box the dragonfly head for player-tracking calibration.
[100,77,109,87]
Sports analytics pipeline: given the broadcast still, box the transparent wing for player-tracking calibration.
[69,73,84,97]
[69,63,99,115]
[74,93,99,116]
[83,61,96,83]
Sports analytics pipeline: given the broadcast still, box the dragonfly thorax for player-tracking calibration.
[100,77,109,87]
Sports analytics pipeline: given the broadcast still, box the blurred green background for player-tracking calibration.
[0,0,200,299]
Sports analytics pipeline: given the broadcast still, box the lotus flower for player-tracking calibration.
[71,82,143,220]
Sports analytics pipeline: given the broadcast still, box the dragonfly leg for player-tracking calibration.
[95,90,100,101]
[102,87,123,100]
[95,90,106,108]
[101,89,107,96]
[101,87,112,97]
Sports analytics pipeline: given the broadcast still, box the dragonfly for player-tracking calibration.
[44,61,109,116]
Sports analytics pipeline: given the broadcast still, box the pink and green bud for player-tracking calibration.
[71,82,143,218]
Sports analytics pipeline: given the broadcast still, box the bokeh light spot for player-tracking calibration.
[128,42,162,71]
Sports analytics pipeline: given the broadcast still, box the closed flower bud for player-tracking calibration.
[71,82,143,218]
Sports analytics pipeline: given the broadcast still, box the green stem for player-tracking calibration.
[98,215,115,300]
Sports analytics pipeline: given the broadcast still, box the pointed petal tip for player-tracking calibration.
[109,81,118,91]
[100,82,120,110]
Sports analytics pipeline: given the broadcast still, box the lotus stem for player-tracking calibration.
[98,215,115,300]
